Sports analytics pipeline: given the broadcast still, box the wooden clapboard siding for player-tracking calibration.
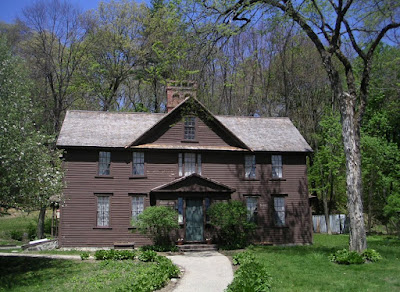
[59,148,311,247]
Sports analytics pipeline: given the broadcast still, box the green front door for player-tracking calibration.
[185,199,204,241]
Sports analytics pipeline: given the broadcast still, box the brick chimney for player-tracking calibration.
[166,81,197,112]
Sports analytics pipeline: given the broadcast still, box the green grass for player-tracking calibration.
[0,210,52,245]
[0,256,177,292]
[246,234,400,291]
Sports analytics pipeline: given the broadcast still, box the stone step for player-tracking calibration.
[177,244,218,252]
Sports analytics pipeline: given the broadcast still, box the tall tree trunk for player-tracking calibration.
[37,205,46,239]
[340,93,367,252]
[323,190,331,235]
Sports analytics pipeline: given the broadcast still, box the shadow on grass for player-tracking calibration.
[0,256,77,291]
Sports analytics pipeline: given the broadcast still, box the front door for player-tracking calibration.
[185,199,204,241]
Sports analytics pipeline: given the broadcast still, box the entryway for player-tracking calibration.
[185,199,203,241]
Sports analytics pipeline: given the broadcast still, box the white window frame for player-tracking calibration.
[245,155,256,179]
[131,195,145,223]
[184,116,196,140]
[274,196,285,226]
[98,151,111,175]
[246,196,258,223]
[97,195,110,227]
[179,153,202,176]
[133,152,145,176]
[272,155,283,178]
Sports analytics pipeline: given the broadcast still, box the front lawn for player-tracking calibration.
[246,234,400,291]
[0,255,178,292]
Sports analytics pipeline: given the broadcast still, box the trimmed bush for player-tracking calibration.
[208,201,256,249]
[227,261,271,292]
[134,206,179,246]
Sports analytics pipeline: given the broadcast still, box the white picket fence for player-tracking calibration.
[312,214,347,234]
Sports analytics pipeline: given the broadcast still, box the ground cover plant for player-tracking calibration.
[242,234,400,291]
[0,253,179,292]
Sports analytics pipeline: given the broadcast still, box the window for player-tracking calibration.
[274,197,285,226]
[245,155,256,179]
[179,153,201,176]
[131,196,144,223]
[99,151,111,175]
[184,116,196,140]
[246,197,258,223]
[97,196,110,227]
[177,197,184,224]
[272,155,282,178]
[133,152,145,176]
[205,197,211,223]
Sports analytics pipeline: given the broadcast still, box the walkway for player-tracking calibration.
[167,251,234,292]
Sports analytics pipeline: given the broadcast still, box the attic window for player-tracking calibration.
[272,155,282,178]
[99,151,111,176]
[184,117,196,140]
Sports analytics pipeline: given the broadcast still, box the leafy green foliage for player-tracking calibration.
[232,250,256,265]
[0,37,63,211]
[133,206,179,246]
[227,261,272,292]
[208,201,256,249]
[138,250,158,262]
[94,249,136,261]
[80,252,90,260]
[329,249,365,265]
[362,249,382,262]
[9,230,24,241]
[140,244,179,252]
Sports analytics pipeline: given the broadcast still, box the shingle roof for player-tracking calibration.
[57,109,312,152]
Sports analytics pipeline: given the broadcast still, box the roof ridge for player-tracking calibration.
[216,115,290,119]
[67,110,166,115]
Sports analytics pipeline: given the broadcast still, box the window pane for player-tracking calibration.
[274,197,285,226]
[132,196,144,222]
[99,151,111,175]
[245,155,256,179]
[177,197,183,224]
[184,117,195,140]
[133,152,145,175]
[97,196,110,227]
[197,154,202,175]
[246,197,258,222]
[272,155,282,178]
[178,153,183,176]
[184,153,196,175]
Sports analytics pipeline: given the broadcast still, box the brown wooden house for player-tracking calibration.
[56,82,313,247]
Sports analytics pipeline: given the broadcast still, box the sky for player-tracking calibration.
[0,0,106,24]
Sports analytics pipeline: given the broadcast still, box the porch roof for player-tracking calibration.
[150,173,235,193]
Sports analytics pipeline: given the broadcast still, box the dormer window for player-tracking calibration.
[184,116,196,140]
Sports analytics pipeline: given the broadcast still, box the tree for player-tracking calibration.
[200,0,400,252]
[80,0,147,111]
[134,206,179,245]
[0,37,63,238]
[309,112,346,234]
[19,0,87,134]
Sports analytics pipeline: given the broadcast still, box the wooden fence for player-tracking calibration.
[312,214,347,234]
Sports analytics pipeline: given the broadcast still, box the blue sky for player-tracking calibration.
[0,0,108,24]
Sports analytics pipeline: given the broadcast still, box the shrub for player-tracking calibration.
[155,256,180,278]
[138,250,158,262]
[329,249,365,265]
[80,252,90,260]
[9,230,23,241]
[227,261,271,292]
[362,249,382,262]
[208,201,256,249]
[140,245,179,252]
[94,249,136,260]
[232,250,256,265]
[133,206,179,246]
[44,218,52,234]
